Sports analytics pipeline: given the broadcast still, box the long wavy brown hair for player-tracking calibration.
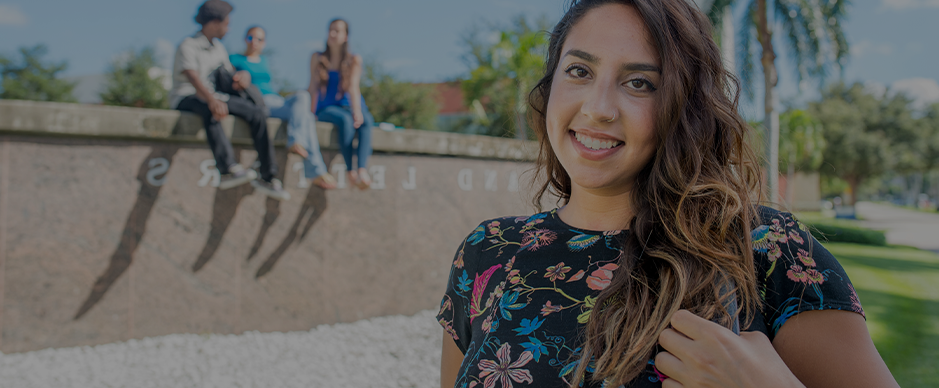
[316,18,353,100]
[527,0,764,385]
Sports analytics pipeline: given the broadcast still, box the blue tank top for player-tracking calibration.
[316,70,367,113]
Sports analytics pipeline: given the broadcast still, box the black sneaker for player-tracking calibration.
[219,164,258,190]
[251,178,291,201]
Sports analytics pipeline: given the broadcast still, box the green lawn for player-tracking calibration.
[825,242,939,387]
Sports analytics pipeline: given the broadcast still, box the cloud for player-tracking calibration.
[851,40,893,57]
[0,4,28,26]
[882,0,939,9]
[891,78,939,110]
[154,38,175,70]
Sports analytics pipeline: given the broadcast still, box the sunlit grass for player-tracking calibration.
[825,242,939,387]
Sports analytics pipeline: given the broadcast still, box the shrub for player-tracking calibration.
[807,222,887,246]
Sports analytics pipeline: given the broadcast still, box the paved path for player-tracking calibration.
[856,201,939,254]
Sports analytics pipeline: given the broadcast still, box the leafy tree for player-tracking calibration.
[360,60,439,130]
[461,16,548,139]
[778,109,825,173]
[708,0,849,203]
[0,44,76,102]
[100,46,168,109]
[921,103,939,174]
[809,83,890,206]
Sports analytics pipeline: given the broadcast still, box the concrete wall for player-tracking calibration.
[0,100,540,353]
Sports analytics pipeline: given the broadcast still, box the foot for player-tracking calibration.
[251,178,291,201]
[287,143,309,158]
[310,173,338,190]
[347,169,360,188]
[356,167,371,190]
[218,164,258,190]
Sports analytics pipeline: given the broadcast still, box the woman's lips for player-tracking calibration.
[569,130,623,161]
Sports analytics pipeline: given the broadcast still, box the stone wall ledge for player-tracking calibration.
[0,99,537,161]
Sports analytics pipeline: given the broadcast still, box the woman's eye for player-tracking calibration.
[565,66,589,78]
[626,79,657,92]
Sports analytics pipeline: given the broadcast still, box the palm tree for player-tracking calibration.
[706,0,849,204]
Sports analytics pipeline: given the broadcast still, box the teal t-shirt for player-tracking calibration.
[229,54,275,95]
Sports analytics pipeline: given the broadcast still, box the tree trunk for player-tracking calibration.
[846,176,860,207]
[756,0,780,205]
[787,150,795,208]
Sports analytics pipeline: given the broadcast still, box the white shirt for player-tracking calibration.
[168,32,234,109]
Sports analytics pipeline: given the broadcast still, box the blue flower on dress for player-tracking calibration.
[520,336,548,362]
[468,225,486,245]
[456,270,472,293]
[513,316,545,336]
[567,233,600,251]
[499,290,527,321]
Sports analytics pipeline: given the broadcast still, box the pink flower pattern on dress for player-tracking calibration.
[544,262,572,282]
[586,263,619,291]
[477,343,534,388]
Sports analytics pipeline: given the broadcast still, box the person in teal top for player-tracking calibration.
[309,18,375,190]
[230,25,337,189]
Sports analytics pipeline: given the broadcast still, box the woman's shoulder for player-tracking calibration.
[457,212,556,262]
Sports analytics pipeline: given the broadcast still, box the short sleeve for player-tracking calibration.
[436,223,487,354]
[229,54,244,71]
[175,40,199,73]
[753,211,865,340]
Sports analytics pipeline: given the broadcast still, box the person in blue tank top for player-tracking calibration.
[230,25,338,189]
[309,18,375,190]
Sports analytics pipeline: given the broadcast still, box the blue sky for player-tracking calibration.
[0,0,937,119]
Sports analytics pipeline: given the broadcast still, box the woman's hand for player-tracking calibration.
[232,70,252,91]
[353,110,364,128]
[654,310,804,388]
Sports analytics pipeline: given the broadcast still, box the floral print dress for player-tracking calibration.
[437,206,864,388]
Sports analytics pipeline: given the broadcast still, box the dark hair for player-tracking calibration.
[316,18,352,97]
[245,25,264,38]
[195,0,233,26]
[527,0,763,385]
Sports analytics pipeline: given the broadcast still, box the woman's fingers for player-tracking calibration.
[658,327,694,354]
[654,351,685,383]
[661,377,685,388]
[669,309,722,341]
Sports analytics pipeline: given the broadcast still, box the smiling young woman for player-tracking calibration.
[437,1,900,388]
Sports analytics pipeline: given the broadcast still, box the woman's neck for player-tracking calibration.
[243,49,261,62]
[557,185,635,231]
[327,46,343,67]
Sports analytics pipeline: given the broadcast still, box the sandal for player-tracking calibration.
[311,173,338,190]
[356,167,371,190]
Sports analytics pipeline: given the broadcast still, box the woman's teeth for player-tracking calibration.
[574,132,621,150]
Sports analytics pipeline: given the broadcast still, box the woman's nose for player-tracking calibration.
[580,83,618,124]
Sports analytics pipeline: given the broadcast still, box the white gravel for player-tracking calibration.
[0,310,442,388]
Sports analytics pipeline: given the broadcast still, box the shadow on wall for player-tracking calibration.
[74,146,180,320]
[74,148,332,320]
[253,151,335,278]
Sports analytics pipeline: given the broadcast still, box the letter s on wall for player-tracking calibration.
[146,157,170,186]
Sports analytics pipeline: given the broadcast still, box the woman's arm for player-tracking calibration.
[348,54,364,128]
[440,331,464,388]
[307,53,320,113]
[656,309,898,388]
[774,310,898,388]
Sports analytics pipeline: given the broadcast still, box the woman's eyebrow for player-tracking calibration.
[622,63,661,73]
[564,49,599,64]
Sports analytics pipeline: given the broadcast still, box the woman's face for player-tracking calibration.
[327,20,348,47]
[546,3,661,196]
[245,28,266,53]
